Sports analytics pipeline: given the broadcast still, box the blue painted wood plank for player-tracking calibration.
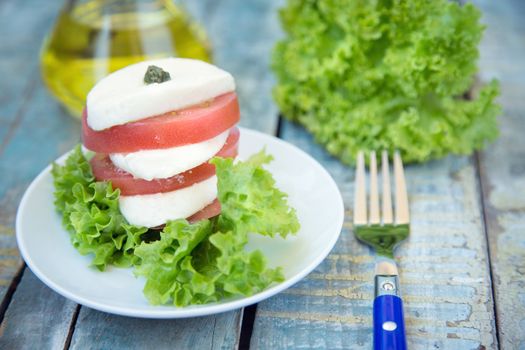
[0,79,79,303]
[0,0,62,147]
[474,0,525,348]
[250,120,497,349]
[0,79,81,349]
[0,270,78,349]
[0,0,65,303]
[70,307,241,350]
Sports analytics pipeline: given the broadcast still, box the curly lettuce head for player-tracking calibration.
[273,0,500,163]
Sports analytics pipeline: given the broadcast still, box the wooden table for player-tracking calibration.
[0,0,523,348]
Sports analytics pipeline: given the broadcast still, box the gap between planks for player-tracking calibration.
[237,115,285,349]
[62,304,81,350]
[474,151,501,350]
[238,304,257,350]
[0,263,26,326]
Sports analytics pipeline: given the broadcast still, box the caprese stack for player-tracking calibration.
[81,58,240,228]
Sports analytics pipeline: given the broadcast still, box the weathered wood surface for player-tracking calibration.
[474,0,525,349]
[70,308,241,350]
[0,272,78,349]
[0,0,64,307]
[0,0,524,349]
[251,120,497,349]
[0,80,79,350]
[0,0,281,348]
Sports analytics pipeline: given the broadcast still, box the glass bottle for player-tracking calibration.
[41,0,212,118]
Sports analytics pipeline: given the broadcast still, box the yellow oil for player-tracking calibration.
[41,0,212,117]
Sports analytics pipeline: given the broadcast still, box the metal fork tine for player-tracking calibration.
[382,151,393,224]
[369,151,380,224]
[394,151,410,224]
[354,151,367,225]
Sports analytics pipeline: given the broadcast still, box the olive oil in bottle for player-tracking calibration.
[41,0,212,117]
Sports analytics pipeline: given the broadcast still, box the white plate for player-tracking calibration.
[16,127,344,318]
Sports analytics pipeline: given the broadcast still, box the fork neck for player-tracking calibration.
[375,275,400,297]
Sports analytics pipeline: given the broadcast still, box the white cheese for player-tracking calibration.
[86,58,235,131]
[119,176,217,227]
[109,130,229,180]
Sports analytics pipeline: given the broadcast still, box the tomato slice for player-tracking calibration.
[91,128,239,195]
[82,92,240,153]
[187,199,221,223]
[150,199,221,229]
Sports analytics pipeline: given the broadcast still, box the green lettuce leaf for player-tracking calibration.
[207,230,284,296]
[211,150,300,237]
[273,0,500,163]
[52,146,148,270]
[134,219,285,306]
[133,219,214,305]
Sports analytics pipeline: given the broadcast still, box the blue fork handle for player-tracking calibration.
[373,295,407,350]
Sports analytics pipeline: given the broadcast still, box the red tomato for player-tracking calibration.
[151,199,221,229]
[91,128,239,195]
[82,92,240,153]
[187,199,221,223]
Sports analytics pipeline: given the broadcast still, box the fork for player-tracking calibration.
[353,151,410,350]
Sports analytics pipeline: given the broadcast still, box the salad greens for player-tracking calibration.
[52,147,147,270]
[52,146,299,306]
[211,152,300,238]
[272,0,500,163]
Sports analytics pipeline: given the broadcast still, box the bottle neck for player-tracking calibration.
[63,0,178,29]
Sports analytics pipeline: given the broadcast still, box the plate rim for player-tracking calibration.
[16,127,345,319]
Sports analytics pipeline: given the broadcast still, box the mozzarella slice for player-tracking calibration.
[87,58,235,131]
[110,130,228,180]
[119,176,217,227]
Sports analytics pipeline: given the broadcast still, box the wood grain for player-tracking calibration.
[0,77,80,347]
[0,270,77,349]
[0,0,61,146]
[250,120,497,349]
[0,0,63,305]
[474,0,525,348]
[69,307,241,350]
